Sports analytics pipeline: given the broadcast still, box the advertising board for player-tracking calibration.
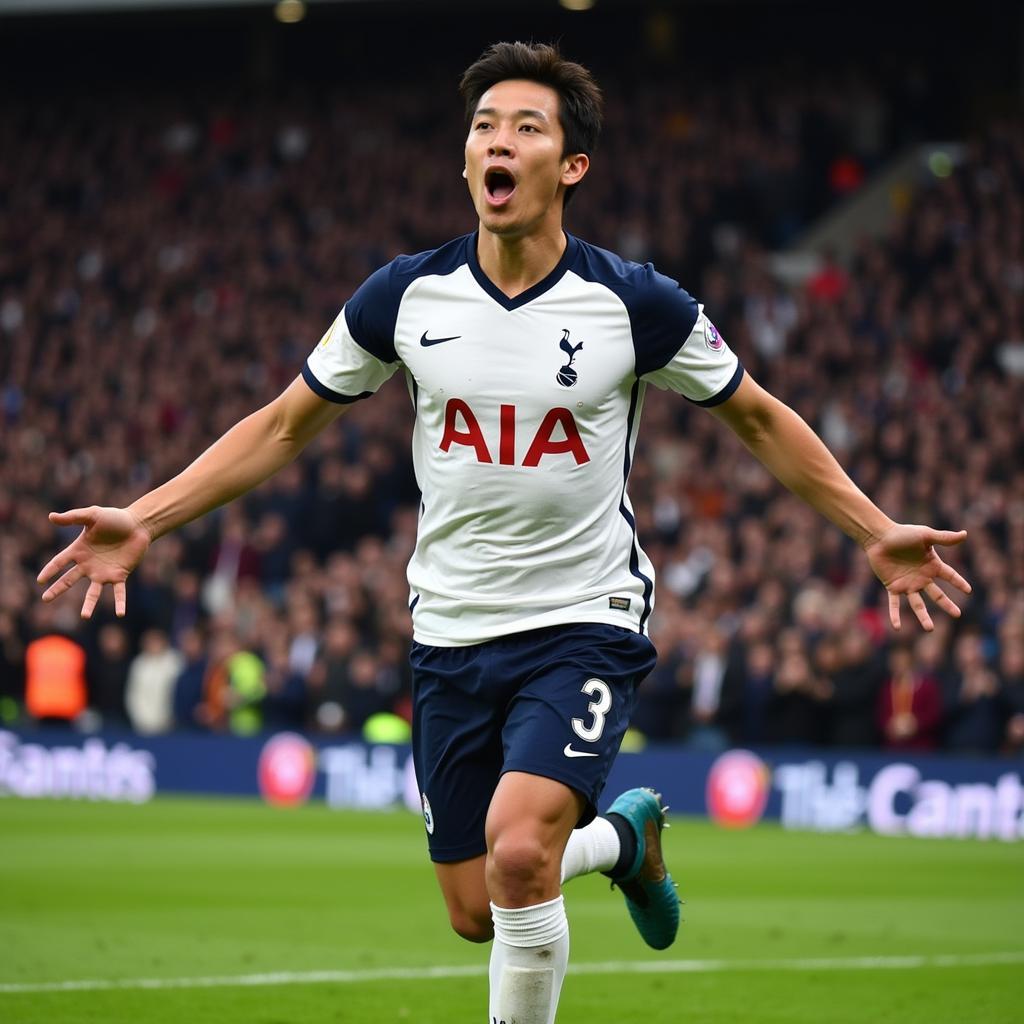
[2,729,1020,842]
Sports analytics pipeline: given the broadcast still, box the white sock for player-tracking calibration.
[560,816,621,884]
[489,896,569,1024]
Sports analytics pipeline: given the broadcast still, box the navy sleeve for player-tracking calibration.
[627,265,701,377]
[342,262,403,364]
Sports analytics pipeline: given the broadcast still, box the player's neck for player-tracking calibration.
[476,224,567,300]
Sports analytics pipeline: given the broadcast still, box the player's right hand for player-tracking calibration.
[37,506,153,619]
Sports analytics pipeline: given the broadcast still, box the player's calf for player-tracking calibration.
[433,856,493,943]
[448,905,494,944]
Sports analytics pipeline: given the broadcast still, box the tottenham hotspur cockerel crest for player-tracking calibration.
[555,328,583,387]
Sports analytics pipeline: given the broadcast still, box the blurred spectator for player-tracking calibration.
[262,632,307,732]
[824,626,883,748]
[744,273,798,359]
[132,557,177,635]
[343,648,391,733]
[377,636,414,722]
[171,627,208,730]
[125,629,183,734]
[168,571,203,647]
[686,627,731,752]
[766,634,830,745]
[90,623,132,729]
[24,631,88,726]
[202,511,261,616]
[734,642,776,746]
[193,632,237,731]
[308,617,360,733]
[222,650,267,736]
[943,630,1004,754]
[877,645,943,752]
[253,512,294,602]
[287,599,320,680]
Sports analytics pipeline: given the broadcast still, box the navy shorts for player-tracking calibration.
[410,623,657,863]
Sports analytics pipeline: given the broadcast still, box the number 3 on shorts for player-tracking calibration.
[571,678,612,742]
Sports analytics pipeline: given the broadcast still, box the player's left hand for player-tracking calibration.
[863,524,971,632]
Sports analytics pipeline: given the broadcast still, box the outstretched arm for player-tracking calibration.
[708,373,971,631]
[38,375,347,618]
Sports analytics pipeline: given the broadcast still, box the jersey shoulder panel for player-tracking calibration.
[344,234,474,362]
[568,236,699,376]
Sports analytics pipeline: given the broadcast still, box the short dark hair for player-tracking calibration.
[459,41,603,206]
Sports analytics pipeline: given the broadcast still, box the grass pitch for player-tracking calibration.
[0,796,1020,1023]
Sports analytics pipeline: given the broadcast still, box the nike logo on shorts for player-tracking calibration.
[563,743,599,758]
[420,332,462,347]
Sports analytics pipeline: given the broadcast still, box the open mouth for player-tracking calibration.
[484,167,517,204]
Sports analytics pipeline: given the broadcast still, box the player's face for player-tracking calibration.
[464,79,588,239]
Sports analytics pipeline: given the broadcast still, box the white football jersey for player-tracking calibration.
[304,233,742,646]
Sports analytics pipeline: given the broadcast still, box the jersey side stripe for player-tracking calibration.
[618,379,654,632]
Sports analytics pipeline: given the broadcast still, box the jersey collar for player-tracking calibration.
[467,231,578,311]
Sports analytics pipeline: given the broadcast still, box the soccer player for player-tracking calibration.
[38,42,971,1024]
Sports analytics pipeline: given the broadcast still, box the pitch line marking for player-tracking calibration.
[1,951,1022,995]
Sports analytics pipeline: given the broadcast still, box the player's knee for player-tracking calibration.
[487,831,553,891]
[448,906,493,944]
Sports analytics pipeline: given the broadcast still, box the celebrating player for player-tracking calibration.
[38,42,971,1024]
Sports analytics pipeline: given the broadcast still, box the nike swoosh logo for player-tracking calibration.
[563,744,599,759]
[420,332,462,347]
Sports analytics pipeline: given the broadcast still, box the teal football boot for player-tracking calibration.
[606,787,680,950]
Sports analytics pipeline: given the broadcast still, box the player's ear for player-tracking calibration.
[561,152,589,189]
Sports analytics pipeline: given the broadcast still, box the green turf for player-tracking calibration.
[0,796,1021,1023]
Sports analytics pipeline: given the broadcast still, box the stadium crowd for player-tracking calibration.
[2,61,1022,755]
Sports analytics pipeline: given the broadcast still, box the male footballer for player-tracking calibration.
[40,42,971,1024]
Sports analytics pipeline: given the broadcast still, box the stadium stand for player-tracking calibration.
[2,14,1021,754]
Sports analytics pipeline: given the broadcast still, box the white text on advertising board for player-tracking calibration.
[774,760,1024,841]
[318,744,421,812]
[0,730,155,803]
